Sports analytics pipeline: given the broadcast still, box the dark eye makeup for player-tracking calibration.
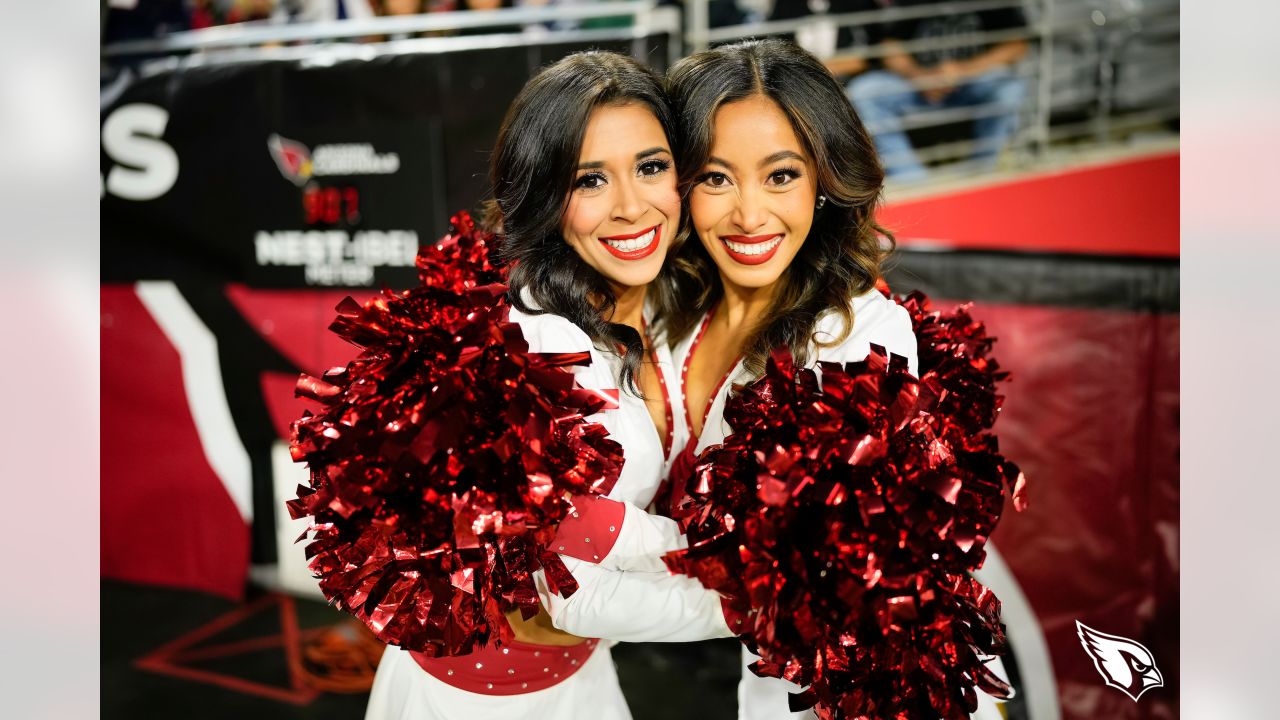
[696,171,730,187]
[638,158,671,177]
[767,166,803,185]
[574,157,671,191]
[574,172,607,190]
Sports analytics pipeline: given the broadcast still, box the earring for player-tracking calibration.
[816,195,827,209]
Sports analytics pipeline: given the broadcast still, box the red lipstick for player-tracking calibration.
[720,233,784,266]
[599,224,662,261]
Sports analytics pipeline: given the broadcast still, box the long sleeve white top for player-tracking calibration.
[507,299,734,643]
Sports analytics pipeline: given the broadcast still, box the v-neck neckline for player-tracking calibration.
[639,318,675,462]
[680,307,743,443]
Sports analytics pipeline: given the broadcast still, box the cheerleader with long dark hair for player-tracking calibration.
[361,50,734,720]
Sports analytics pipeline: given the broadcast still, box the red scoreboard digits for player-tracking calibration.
[303,185,360,226]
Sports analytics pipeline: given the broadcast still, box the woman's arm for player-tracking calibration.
[825,290,920,375]
[512,307,690,572]
[535,558,736,642]
[539,496,732,641]
[511,308,731,640]
[551,495,685,573]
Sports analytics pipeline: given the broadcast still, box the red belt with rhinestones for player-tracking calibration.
[411,638,600,695]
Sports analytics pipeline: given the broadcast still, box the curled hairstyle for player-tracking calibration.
[487,51,675,395]
[655,39,892,375]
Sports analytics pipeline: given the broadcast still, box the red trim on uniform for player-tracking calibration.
[663,309,743,517]
[679,308,741,440]
[663,442,699,517]
[641,318,674,460]
[680,312,713,436]
[412,638,600,695]
[551,494,626,563]
[701,365,738,436]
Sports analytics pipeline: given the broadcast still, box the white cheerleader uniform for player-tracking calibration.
[365,295,734,720]
[668,288,1012,720]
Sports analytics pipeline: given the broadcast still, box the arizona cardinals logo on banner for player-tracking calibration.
[267,134,314,187]
[1076,621,1164,701]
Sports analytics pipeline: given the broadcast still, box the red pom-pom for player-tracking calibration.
[413,210,501,294]
[665,291,1027,719]
[288,212,624,656]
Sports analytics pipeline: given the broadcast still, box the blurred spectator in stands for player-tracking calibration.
[225,0,277,23]
[373,0,431,15]
[457,0,521,35]
[847,0,1029,181]
[459,0,514,15]
[370,0,520,39]
[276,0,377,22]
[769,0,875,79]
[189,0,222,30]
[369,0,446,41]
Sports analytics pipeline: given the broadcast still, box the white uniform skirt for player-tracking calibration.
[365,643,633,720]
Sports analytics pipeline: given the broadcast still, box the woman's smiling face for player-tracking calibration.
[688,93,818,291]
[560,102,680,290]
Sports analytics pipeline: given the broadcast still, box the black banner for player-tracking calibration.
[101,38,670,567]
[886,249,1180,313]
[101,37,670,289]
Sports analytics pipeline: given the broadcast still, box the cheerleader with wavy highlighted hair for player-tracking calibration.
[655,39,1019,720]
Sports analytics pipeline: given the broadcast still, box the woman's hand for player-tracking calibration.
[504,605,591,647]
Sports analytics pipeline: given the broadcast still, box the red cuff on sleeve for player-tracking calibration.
[551,494,626,563]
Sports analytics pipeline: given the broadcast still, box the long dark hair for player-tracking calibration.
[656,39,892,375]
[486,51,676,395]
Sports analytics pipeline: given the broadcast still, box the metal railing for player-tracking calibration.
[102,0,1179,184]
[103,3,684,70]
[682,0,1179,183]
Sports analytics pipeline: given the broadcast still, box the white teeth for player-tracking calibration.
[605,228,656,253]
[724,236,782,256]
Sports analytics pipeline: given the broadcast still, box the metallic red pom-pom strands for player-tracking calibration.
[665,290,1028,720]
[288,212,624,656]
